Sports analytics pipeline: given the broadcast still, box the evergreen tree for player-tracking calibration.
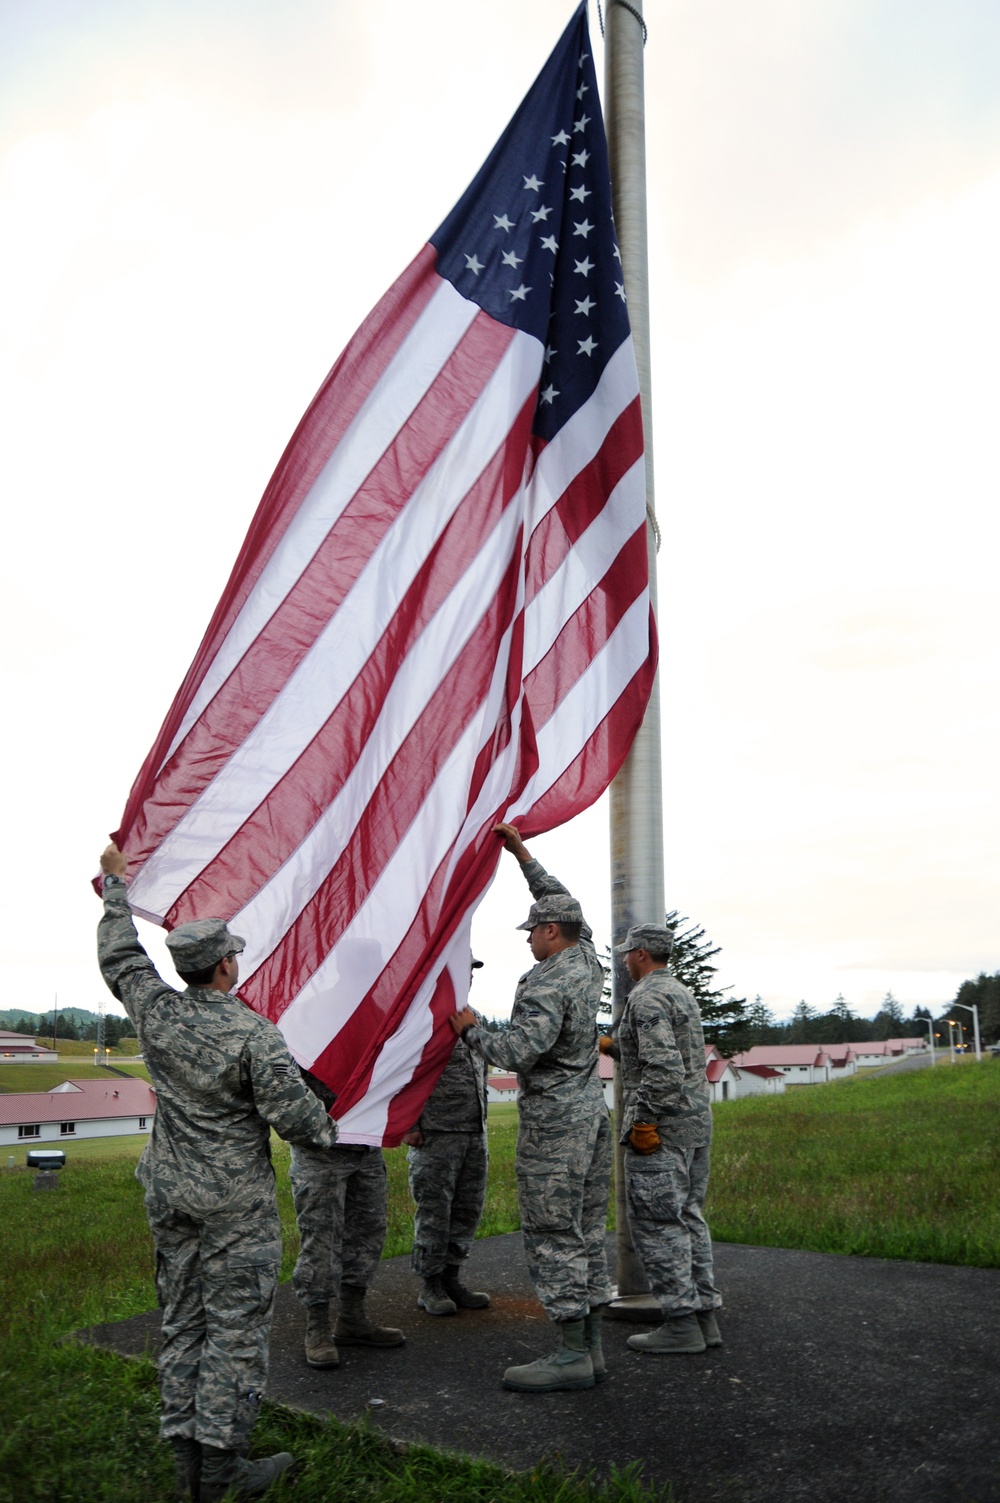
[953,973,1000,1046]
[818,994,856,1043]
[745,995,778,1045]
[37,1012,79,1041]
[871,991,905,1040]
[788,1000,818,1044]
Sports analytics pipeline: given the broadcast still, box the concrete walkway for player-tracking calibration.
[79,1234,1000,1503]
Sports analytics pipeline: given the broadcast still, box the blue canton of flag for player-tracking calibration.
[431,2,628,443]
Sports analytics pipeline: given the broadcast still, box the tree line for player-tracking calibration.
[0,1008,137,1047]
[742,973,1000,1052]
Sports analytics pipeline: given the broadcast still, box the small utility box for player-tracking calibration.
[27,1148,65,1189]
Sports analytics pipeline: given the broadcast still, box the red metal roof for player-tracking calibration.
[730,1046,830,1068]
[486,1072,518,1092]
[0,1077,155,1127]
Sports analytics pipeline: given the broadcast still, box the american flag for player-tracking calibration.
[110,1,656,1144]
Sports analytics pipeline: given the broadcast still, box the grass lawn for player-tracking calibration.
[2,1063,998,1501]
[0,1061,150,1093]
[707,1059,1000,1265]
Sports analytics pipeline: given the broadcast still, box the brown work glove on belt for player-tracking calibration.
[629,1122,661,1154]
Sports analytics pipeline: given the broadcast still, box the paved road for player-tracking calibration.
[79,1233,1000,1503]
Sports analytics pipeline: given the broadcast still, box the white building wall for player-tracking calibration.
[731,1071,784,1099]
[0,1115,153,1146]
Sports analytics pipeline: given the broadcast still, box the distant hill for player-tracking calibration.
[1,1006,136,1044]
[0,1006,105,1029]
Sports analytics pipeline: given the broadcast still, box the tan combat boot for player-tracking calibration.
[335,1284,405,1347]
[442,1264,490,1309]
[627,1313,707,1355]
[200,1446,295,1502]
[503,1318,595,1392]
[303,1302,340,1368]
[168,1436,200,1501]
[583,1306,607,1383]
[697,1309,723,1347]
[417,1274,457,1316]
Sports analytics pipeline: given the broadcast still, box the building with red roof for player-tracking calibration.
[0,1031,57,1062]
[0,1077,155,1148]
[485,1071,518,1103]
[729,1045,834,1085]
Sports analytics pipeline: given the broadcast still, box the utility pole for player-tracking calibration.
[913,1014,935,1065]
[950,1001,981,1061]
[604,0,664,1310]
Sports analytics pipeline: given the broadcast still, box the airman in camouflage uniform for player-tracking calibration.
[451,825,612,1393]
[604,922,722,1357]
[403,971,491,1316]
[97,843,338,1502]
[290,1067,405,1369]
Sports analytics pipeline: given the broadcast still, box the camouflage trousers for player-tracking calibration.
[290,1143,387,1305]
[624,1143,721,1317]
[516,1109,614,1323]
[145,1192,282,1450]
[407,1130,488,1277]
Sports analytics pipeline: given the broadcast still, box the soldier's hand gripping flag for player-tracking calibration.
[106,1,657,1143]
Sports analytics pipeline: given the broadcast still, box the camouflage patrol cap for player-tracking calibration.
[166,919,246,973]
[516,894,584,931]
[615,924,674,958]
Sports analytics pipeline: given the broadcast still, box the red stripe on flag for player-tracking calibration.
[304,808,516,1140]
[524,396,643,603]
[382,970,463,1142]
[521,527,649,728]
[517,612,659,839]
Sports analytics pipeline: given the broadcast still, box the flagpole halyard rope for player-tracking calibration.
[596,0,648,47]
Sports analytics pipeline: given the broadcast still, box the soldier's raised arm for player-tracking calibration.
[494,824,594,951]
[96,843,174,1031]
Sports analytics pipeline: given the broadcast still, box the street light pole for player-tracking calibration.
[947,1022,956,1064]
[950,1002,981,1061]
[913,1015,935,1066]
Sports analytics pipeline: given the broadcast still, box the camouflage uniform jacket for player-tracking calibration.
[416,1011,489,1133]
[613,968,712,1149]
[463,860,604,1127]
[97,876,338,1214]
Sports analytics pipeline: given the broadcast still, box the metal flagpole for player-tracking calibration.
[603,0,666,1309]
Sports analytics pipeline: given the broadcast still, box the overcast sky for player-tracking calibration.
[2,0,997,1027]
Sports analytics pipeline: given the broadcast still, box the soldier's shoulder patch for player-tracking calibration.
[273,1060,301,1080]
